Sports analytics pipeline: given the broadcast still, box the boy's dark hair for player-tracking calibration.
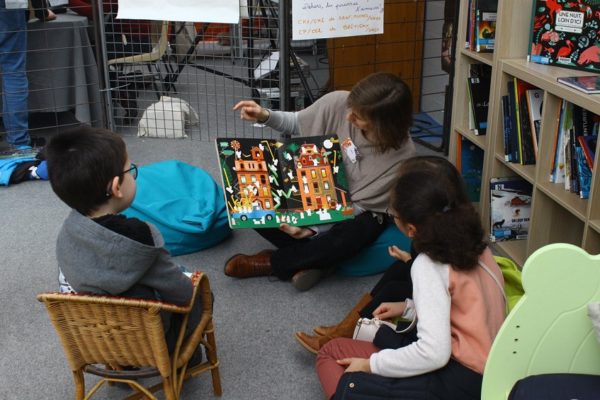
[390,157,486,270]
[347,72,413,153]
[45,127,127,215]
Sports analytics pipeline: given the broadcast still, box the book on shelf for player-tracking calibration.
[575,146,592,198]
[578,134,597,170]
[506,81,521,163]
[456,135,484,203]
[514,78,537,165]
[489,177,533,242]
[529,0,600,73]
[475,9,496,52]
[525,89,543,160]
[466,0,498,52]
[550,100,573,184]
[557,76,600,94]
[501,95,513,162]
[215,135,354,229]
[467,64,492,135]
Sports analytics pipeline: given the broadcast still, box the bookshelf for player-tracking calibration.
[449,0,600,265]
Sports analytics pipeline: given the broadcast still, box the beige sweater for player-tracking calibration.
[296,91,416,213]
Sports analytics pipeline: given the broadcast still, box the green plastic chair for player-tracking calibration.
[482,243,600,399]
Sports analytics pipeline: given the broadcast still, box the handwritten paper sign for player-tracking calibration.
[292,0,384,40]
[117,0,240,23]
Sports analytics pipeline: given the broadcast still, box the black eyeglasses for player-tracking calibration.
[106,163,138,197]
[122,163,138,180]
[385,207,401,221]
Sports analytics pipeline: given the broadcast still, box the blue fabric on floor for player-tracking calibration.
[123,160,231,256]
[337,224,411,277]
[0,156,36,186]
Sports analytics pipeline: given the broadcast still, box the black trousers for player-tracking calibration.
[358,247,416,318]
[333,359,483,400]
[256,212,388,280]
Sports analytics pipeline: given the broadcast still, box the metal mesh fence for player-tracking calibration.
[1,0,451,149]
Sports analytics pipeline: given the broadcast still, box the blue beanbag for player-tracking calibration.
[123,160,231,256]
[337,224,411,277]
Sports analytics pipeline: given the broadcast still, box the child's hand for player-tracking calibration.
[233,100,269,123]
[337,357,371,373]
[388,245,412,262]
[279,224,316,239]
[373,302,406,320]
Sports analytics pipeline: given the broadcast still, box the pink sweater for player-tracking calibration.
[370,248,505,377]
[448,248,505,373]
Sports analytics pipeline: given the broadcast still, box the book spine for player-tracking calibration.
[550,100,565,182]
[507,80,521,163]
[575,146,591,199]
[518,93,535,165]
[501,95,512,162]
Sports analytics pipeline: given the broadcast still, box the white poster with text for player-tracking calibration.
[117,0,240,23]
[292,0,384,40]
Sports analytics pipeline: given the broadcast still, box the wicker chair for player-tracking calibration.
[37,272,221,400]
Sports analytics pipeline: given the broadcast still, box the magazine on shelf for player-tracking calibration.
[489,177,533,242]
[529,0,600,73]
[215,135,354,229]
[557,76,600,94]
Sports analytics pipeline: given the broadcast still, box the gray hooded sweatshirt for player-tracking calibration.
[56,210,193,306]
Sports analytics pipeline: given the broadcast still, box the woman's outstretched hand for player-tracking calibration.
[337,357,371,373]
[233,100,269,123]
[279,223,316,240]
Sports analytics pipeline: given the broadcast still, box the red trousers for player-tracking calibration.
[316,338,378,399]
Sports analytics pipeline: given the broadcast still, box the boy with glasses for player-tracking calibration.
[46,127,202,354]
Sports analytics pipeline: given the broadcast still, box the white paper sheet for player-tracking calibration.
[117,0,240,23]
[292,0,384,40]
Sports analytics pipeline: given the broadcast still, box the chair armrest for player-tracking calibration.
[172,271,214,369]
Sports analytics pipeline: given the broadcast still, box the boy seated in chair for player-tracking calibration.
[46,126,203,358]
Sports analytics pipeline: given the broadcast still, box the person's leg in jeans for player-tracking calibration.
[0,2,30,147]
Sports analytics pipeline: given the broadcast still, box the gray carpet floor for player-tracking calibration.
[0,133,439,399]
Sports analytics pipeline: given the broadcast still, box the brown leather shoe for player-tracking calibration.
[224,250,273,278]
[294,331,332,354]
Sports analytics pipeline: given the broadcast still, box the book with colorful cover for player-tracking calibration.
[215,135,354,229]
[558,75,600,94]
[475,0,498,52]
[490,177,533,242]
[475,12,497,52]
[529,0,600,73]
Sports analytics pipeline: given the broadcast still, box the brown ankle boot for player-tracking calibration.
[294,331,332,354]
[224,250,273,278]
[313,293,372,336]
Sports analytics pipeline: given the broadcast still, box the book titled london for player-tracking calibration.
[215,135,354,229]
